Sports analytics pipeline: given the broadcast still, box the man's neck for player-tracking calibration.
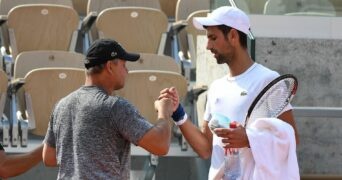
[85,75,113,94]
[227,51,254,77]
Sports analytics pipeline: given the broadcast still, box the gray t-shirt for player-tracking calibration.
[44,86,153,180]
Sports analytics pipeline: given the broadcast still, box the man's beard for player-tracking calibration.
[216,54,229,64]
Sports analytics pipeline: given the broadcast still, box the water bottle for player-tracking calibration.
[209,113,241,179]
[208,113,230,132]
[223,151,241,180]
[223,121,241,180]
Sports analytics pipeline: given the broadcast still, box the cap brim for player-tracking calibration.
[193,17,221,30]
[122,52,140,62]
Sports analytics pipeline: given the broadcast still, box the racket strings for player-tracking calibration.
[248,78,297,125]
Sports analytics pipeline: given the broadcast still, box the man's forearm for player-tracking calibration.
[0,144,43,178]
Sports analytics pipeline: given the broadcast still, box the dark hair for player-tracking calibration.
[86,63,106,75]
[86,59,118,75]
[206,25,247,49]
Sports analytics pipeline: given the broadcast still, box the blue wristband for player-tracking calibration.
[172,104,185,122]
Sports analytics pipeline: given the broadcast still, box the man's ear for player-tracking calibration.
[106,61,114,75]
[228,29,239,45]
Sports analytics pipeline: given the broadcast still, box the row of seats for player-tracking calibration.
[1,51,189,141]
[0,0,209,144]
[0,0,177,18]
[0,2,208,68]
[0,52,189,179]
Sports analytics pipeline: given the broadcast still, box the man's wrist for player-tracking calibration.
[172,104,187,125]
[175,113,187,126]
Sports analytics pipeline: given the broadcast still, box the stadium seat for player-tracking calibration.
[183,10,209,69]
[174,0,209,23]
[115,70,187,180]
[15,68,85,146]
[171,9,208,81]
[9,51,84,145]
[0,0,73,14]
[13,50,85,79]
[72,0,88,17]
[87,0,161,14]
[171,0,209,73]
[6,4,79,60]
[126,53,181,74]
[95,7,168,55]
[158,0,177,19]
[0,69,9,146]
[0,0,73,55]
[115,70,187,124]
[83,0,162,45]
[244,0,268,14]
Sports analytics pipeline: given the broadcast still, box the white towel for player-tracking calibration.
[240,118,300,180]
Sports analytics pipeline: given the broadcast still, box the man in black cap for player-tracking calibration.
[42,39,174,179]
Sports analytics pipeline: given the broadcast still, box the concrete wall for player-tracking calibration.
[252,15,342,175]
[256,37,342,175]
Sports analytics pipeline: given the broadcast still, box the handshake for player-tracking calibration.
[157,87,188,126]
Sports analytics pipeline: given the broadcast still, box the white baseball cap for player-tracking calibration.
[193,6,250,35]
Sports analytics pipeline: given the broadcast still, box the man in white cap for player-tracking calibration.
[159,6,299,179]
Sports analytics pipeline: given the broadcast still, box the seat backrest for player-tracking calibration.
[87,0,161,14]
[115,70,187,124]
[0,0,73,15]
[24,68,85,136]
[175,0,209,21]
[126,53,181,74]
[96,7,168,54]
[177,10,208,68]
[158,0,177,18]
[86,0,162,45]
[72,0,88,16]
[0,69,7,118]
[7,4,79,59]
[185,9,208,53]
[0,0,74,55]
[244,0,268,14]
[13,50,85,79]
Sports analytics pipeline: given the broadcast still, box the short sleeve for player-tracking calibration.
[203,85,212,122]
[112,98,153,145]
[203,93,211,122]
[44,111,56,148]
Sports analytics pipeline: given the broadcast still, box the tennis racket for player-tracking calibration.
[244,74,298,128]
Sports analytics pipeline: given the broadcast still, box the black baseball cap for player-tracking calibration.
[84,39,140,69]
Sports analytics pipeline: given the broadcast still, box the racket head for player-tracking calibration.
[244,74,298,127]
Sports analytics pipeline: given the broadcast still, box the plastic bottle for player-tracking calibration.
[223,121,241,180]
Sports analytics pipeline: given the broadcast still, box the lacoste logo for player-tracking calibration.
[240,91,247,96]
[111,52,117,57]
